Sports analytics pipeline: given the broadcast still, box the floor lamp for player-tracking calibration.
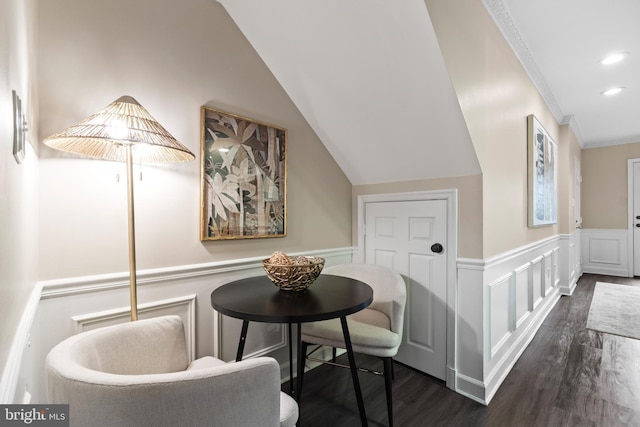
[44,96,195,321]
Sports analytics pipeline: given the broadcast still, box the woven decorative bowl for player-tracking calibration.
[262,256,325,291]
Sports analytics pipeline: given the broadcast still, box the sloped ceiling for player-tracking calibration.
[217,0,481,185]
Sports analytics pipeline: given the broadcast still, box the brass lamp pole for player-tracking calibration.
[44,96,195,321]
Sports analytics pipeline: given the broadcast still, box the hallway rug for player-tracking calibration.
[587,281,640,340]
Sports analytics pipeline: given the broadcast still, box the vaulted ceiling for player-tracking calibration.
[218,0,640,185]
[217,0,481,185]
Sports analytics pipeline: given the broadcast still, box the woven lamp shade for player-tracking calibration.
[43,95,194,322]
[43,96,194,163]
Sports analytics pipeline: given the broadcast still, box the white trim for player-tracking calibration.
[356,189,458,390]
[484,287,560,403]
[71,295,198,361]
[456,258,485,270]
[483,235,563,269]
[481,1,564,125]
[585,135,640,149]
[455,373,487,405]
[456,234,568,404]
[0,284,42,404]
[40,247,355,298]
[3,247,354,404]
[530,256,544,309]
[487,273,512,358]
[628,158,640,277]
[513,263,531,328]
[581,229,629,277]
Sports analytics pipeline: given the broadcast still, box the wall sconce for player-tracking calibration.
[12,90,28,164]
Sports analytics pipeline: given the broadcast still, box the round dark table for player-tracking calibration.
[211,274,373,426]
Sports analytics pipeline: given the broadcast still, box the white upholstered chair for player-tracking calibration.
[46,315,298,427]
[300,263,407,427]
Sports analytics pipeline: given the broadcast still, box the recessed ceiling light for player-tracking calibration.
[601,52,628,65]
[601,87,625,96]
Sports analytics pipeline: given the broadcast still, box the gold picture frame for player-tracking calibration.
[200,107,287,240]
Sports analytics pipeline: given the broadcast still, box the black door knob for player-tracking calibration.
[636,224,640,228]
[636,215,640,220]
[431,243,444,253]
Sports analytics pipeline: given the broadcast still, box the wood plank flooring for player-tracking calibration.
[294,274,640,426]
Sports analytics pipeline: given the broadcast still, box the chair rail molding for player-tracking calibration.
[40,247,355,299]
[3,247,354,404]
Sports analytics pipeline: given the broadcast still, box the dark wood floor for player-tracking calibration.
[294,274,640,426]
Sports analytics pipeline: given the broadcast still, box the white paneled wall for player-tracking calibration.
[455,232,580,405]
[4,235,587,405]
[581,229,629,277]
[487,273,511,358]
[7,248,353,404]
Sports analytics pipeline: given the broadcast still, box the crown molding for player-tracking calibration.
[583,135,640,149]
[481,0,562,118]
[481,0,591,148]
[565,115,586,148]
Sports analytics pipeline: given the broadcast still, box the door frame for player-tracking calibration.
[356,189,458,389]
[627,158,640,276]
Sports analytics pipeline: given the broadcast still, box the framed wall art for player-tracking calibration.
[527,114,558,227]
[200,107,287,240]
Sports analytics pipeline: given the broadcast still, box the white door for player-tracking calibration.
[364,199,448,380]
[633,162,640,275]
[573,156,582,279]
[574,156,582,229]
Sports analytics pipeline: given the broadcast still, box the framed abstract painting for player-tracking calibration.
[200,107,287,240]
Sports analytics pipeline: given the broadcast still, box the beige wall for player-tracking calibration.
[426,0,577,258]
[37,0,352,280]
[582,142,640,229]
[0,0,39,379]
[353,175,483,259]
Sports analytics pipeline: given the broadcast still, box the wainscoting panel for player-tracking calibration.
[568,240,578,285]
[456,233,575,405]
[488,274,512,358]
[7,234,583,407]
[531,256,544,309]
[71,295,197,361]
[543,255,551,295]
[581,229,629,277]
[514,264,530,328]
[11,247,353,404]
[216,316,287,362]
[553,247,562,288]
